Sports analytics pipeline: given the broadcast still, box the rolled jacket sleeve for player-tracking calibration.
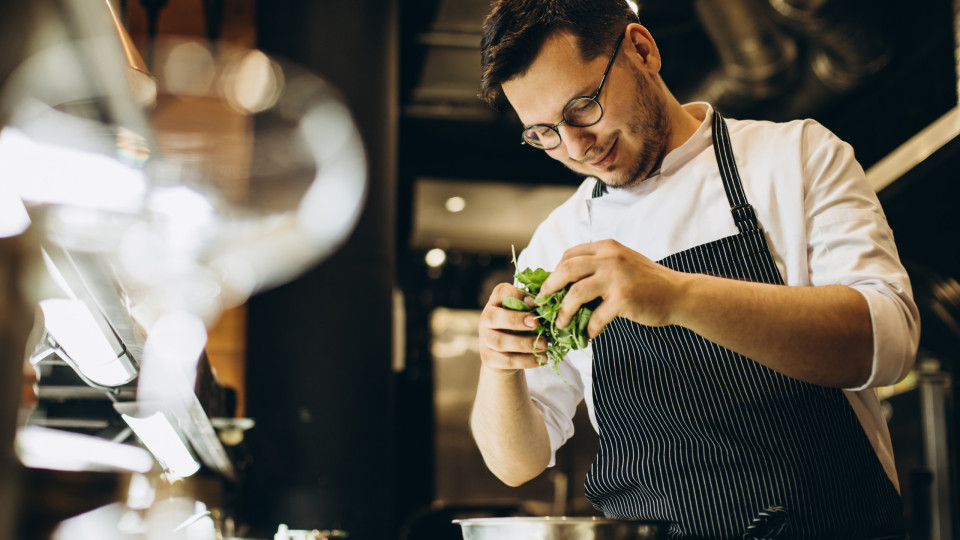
[802,121,921,389]
[526,352,588,466]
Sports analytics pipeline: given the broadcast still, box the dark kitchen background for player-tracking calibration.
[250,0,960,538]
[4,0,960,539]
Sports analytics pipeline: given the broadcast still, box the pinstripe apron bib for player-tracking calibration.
[582,110,905,539]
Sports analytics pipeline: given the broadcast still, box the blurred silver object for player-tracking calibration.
[0,0,367,486]
[273,524,348,540]
[917,358,953,540]
[453,517,669,540]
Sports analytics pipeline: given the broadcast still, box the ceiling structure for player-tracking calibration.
[400,0,960,256]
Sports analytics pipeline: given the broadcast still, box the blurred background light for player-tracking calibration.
[425,248,446,268]
[0,126,147,213]
[222,50,283,114]
[161,40,215,98]
[444,196,465,213]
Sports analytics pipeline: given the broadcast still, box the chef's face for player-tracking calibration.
[502,29,670,189]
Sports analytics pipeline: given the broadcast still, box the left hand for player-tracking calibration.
[538,239,686,337]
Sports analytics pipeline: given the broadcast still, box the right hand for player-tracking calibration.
[478,283,547,373]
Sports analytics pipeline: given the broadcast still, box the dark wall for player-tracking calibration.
[1,3,37,539]
[243,2,398,539]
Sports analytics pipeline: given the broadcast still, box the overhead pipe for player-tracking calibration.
[691,0,799,112]
[769,0,891,93]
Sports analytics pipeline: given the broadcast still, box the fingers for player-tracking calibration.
[553,274,604,330]
[584,298,617,339]
[479,327,548,371]
[479,350,547,372]
[540,255,595,298]
[484,283,538,330]
[487,282,531,309]
[480,325,546,356]
[554,241,602,262]
[479,282,549,371]
[540,239,623,297]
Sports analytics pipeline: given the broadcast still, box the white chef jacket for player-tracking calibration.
[518,102,920,489]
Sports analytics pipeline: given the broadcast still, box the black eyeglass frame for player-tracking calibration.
[520,35,625,150]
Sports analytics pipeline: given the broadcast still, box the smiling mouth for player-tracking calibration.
[588,139,618,169]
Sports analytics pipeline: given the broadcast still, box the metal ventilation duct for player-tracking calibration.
[692,0,799,109]
[688,0,891,115]
[769,0,891,92]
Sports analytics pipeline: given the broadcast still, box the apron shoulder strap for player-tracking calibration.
[712,109,760,234]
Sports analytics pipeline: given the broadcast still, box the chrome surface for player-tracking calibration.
[453,517,670,540]
[918,358,953,540]
[694,0,798,104]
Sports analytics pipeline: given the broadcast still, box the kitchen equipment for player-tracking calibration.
[14,425,154,540]
[273,524,348,539]
[453,516,669,540]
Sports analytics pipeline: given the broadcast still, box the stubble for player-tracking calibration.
[602,67,671,189]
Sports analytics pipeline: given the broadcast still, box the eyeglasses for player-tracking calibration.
[521,36,624,150]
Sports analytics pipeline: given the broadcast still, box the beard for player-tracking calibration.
[597,68,671,189]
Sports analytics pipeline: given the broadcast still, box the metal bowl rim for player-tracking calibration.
[452,516,669,526]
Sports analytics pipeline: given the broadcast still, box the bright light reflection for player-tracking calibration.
[208,253,256,307]
[39,298,136,387]
[162,40,215,97]
[125,472,156,510]
[425,248,446,267]
[147,185,215,232]
[0,180,30,237]
[223,50,283,114]
[0,127,147,213]
[118,186,216,287]
[296,97,367,254]
[146,185,216,265]
[16,425,154,473]
[121,411,200,479]
[445,196,466,213]
[137,311,208,410]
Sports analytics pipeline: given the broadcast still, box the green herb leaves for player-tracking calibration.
[503,247,595,377]
[501,296,529,311]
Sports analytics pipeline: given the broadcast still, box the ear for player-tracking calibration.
[624,23,661,73]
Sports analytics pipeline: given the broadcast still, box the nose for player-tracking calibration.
[556,123,596,161]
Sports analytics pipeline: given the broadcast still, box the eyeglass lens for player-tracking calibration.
[522,97,602,149]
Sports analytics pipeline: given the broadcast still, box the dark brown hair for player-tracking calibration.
[479,0,640,107]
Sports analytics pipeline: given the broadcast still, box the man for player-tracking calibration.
[471,0,920,538]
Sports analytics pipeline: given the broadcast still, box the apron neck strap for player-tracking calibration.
[591,178,606,199]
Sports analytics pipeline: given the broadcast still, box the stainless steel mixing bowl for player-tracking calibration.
[453,516,670,540]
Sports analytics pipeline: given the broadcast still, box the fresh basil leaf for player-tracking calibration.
[577,307,592,334]
[502,297,531,311]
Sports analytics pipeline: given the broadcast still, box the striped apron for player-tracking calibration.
[582,110,906,539]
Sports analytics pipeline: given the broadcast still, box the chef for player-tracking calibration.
[470,0,920,538]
